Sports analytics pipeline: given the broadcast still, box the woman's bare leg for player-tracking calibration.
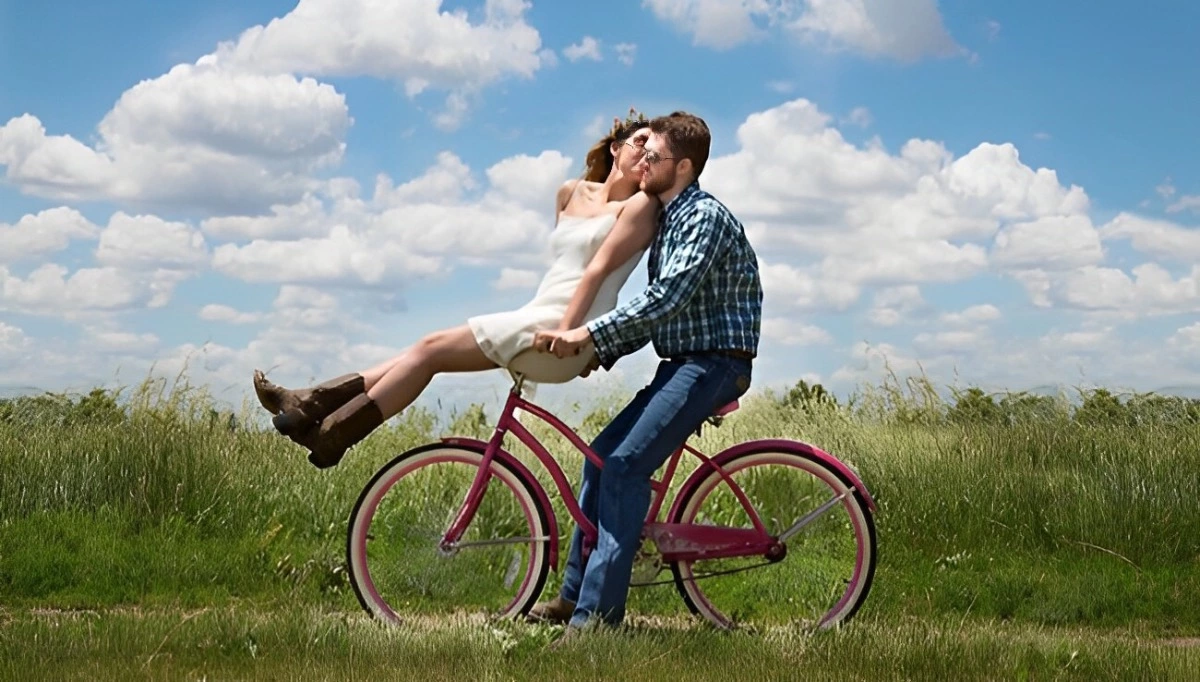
[360,349,412,391]
[368,325,498,418]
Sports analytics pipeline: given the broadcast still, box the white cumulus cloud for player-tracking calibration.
[1100,213,1200,265]
[614,43,638,66]
[704,98,1104,315]
[1,265,156,315]
[199,304,264,325]
[940,304,1001,326]
[0,0,549,213]
[96,213,209,271]
[762,318,834,345]
[492,268,540,291]
[213,0,544,89]
[643,0,781,50]
[1,66,349,214]
[866,285,927,326]
[643,0,963,60]
[0,207,100,263]
[790,0,963,61]
[209,149,572,287]
[563,37,602,62]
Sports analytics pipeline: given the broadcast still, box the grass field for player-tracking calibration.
[4,607,1198,681]
[2,376,1199,679]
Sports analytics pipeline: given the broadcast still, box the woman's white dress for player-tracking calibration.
[468,212,643,384]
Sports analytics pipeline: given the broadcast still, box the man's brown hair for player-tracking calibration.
[649,111,711,179]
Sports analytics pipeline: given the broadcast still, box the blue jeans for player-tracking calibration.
[558,353,752,627]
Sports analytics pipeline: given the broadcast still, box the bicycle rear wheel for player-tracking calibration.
[347,443,552,623]
[670,445,876,630]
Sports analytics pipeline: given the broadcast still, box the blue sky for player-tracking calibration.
[3,0,1200,414]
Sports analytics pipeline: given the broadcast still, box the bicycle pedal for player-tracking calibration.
[630,539,664,586]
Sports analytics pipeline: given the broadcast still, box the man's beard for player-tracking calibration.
[640,169,674,195]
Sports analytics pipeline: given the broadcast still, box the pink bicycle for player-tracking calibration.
[346,373,877,630]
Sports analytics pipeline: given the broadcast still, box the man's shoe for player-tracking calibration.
[300,393,385,469]
[527,595,576,625]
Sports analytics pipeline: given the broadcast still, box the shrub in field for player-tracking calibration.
[1124,392,1200,425]
[1073,388,1128,426]
[0,388,127,427]
[780,379,840,416]
[1068,388,1200,427]
[944,389,1068,426]
[946,387,1001,425]
[997,391,1065,424]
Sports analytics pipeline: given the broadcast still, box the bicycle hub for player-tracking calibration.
[764,541,787,563]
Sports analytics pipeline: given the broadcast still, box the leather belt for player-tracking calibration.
[676,349,755,361]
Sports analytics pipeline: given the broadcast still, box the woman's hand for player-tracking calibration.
[533,327,593,358]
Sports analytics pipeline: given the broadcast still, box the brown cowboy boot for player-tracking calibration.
[253,370,365,438]
[299,393,386,469]
[253,370,364,416]
[526,594,576,625]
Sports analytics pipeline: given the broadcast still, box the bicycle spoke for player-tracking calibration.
[779,487,855,543]
[447,536,551,549]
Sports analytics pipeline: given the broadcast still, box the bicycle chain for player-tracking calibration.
[629,560,775,587]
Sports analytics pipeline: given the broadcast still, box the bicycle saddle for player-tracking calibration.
[713,400,740,417]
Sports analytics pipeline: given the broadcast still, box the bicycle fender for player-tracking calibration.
[670,439,877,520]
[441,437,561,570]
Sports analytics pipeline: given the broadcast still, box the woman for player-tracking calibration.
[252,111,659,469]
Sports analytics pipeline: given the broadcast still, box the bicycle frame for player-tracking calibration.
[437,377,779,570]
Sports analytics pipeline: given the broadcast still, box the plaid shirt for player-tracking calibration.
[586,181,763,369]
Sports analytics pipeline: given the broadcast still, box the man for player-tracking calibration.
[530,111,763,632]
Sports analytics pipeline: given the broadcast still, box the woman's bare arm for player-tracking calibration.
[557,192,659,331]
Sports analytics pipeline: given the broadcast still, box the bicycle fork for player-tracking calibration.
[437,425,508,555]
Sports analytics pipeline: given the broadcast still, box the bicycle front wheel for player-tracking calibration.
[347,443,552,623]
[670,446,877,630]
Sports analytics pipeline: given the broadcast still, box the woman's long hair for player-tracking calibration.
[582,108,649,182]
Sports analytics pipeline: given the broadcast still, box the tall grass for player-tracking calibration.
[2,371,1198,631]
